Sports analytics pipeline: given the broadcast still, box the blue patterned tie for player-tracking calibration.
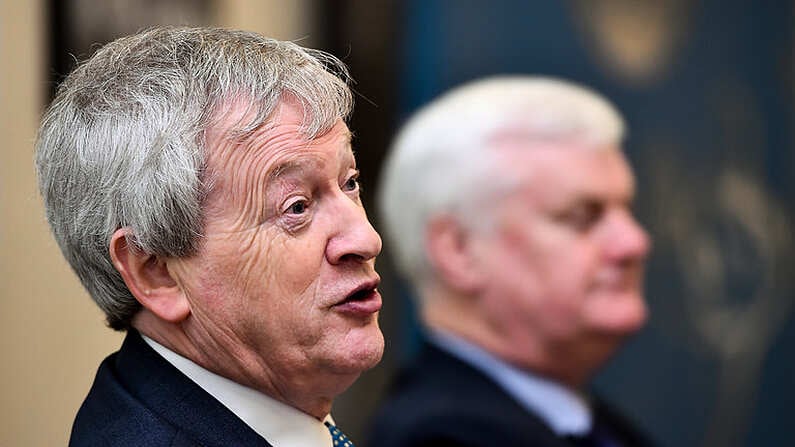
[325,421,355,447]
[565,423,620,447]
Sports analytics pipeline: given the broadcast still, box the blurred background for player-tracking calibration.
[1,1,792,446]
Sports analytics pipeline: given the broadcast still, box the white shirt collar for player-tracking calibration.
[142,335,333,447]
[428,329,592,436]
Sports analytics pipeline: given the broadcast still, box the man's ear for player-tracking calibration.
[109,228,190,323]
[425,215,485,294]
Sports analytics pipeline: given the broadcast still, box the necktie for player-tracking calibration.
[565,424,620,447]
[325,421,355,447]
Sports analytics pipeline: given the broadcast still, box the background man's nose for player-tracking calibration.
[603,209,651,263]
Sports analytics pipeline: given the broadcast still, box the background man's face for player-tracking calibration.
[168,101,384,404]
[472,143,650,381]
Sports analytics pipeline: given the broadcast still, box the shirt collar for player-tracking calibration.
[142,335,333,447]
[427,329,592,436]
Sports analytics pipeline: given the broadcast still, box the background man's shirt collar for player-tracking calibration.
[143,335,333,447]
[428,329,592,436]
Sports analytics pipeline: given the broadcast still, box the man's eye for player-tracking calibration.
[343,175,360,192]
[563,203,604,231]
[286,200,308,215]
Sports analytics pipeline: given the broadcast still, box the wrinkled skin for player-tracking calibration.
[163,100,384,418]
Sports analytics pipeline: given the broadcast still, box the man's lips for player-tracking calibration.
[594,268,644,292]
[332,278,382,316]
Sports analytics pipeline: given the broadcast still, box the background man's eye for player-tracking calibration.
[562,202,604,231]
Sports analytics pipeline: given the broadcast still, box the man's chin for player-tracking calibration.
[588,292,648,336]
[330,326,385,374]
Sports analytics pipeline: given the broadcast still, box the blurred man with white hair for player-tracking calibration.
[366,77,655,447]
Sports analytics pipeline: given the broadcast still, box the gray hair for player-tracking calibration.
[378,76,625,287]
[35,26,354,330]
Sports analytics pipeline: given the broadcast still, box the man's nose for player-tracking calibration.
[326,195,382,264]
[603,209,651,262]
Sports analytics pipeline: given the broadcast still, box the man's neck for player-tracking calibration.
[132,311,338,419]
[141,333,336,447]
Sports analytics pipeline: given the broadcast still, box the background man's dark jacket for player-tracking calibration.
[365,341,655,447]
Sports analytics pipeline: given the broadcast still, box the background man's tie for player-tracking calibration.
[565,422,621,447]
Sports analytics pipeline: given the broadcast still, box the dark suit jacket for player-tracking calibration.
[69,330,273,447]
[364,341,654,447]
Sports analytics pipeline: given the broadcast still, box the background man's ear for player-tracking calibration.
[425,215,485,294]
[108,228,190,323]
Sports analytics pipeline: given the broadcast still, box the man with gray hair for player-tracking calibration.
[37,26,383,447]
[367,77,655,447]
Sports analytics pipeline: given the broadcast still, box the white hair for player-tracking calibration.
[378,76,626,286]
[35,26,353,330]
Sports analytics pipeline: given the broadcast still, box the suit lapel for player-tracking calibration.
[417,341,574,447]
[114,330,274,447]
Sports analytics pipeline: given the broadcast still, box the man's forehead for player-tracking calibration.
[497,145,633,199]
[495,142,624,172]
[208,95,350,145]
[208,99,352,155]
[265,128,354,179]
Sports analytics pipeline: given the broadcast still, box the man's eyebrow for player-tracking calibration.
[265,129,354,184]
[561,189,636,211]
[342,128,353,143]
[341,131,357,160]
